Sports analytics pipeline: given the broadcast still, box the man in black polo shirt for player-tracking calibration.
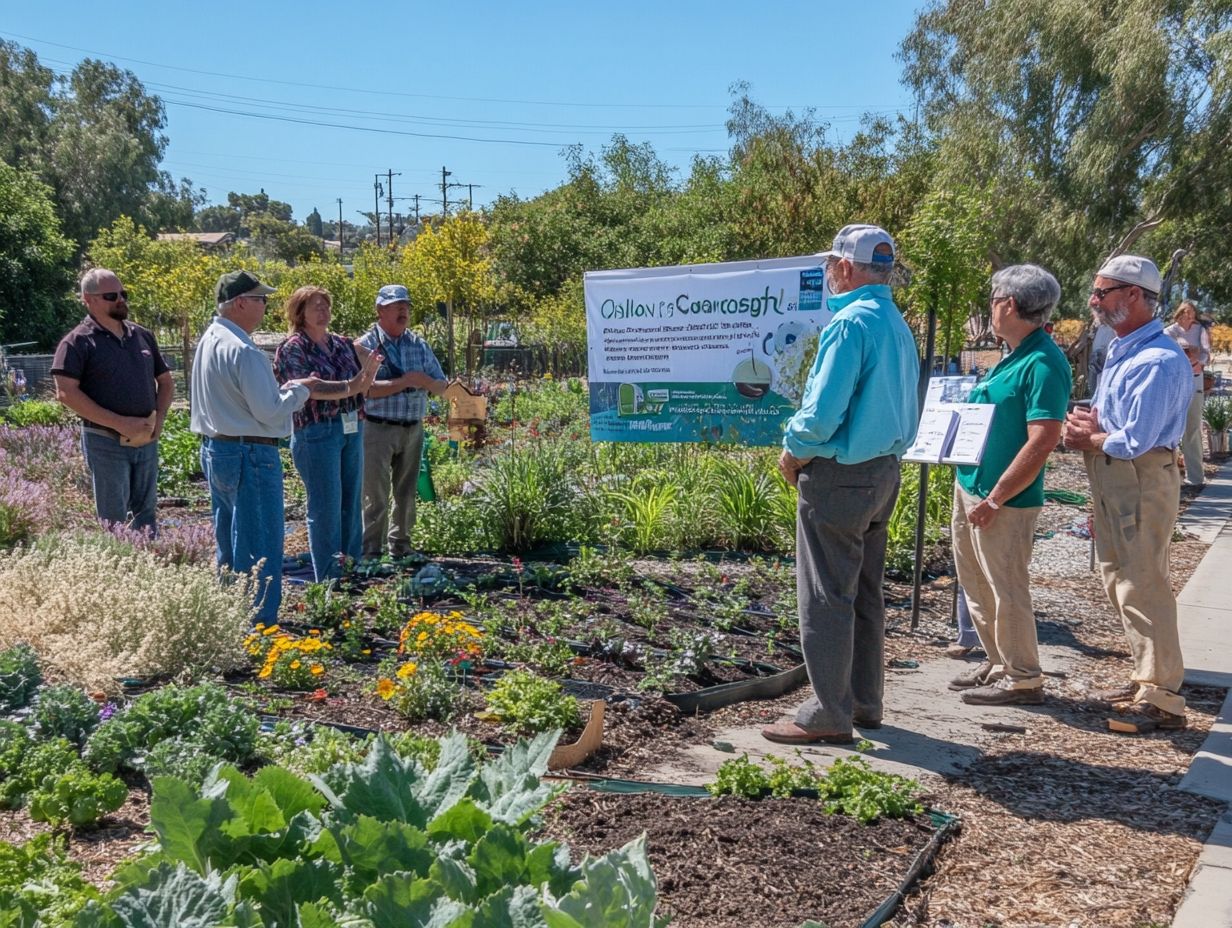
[52,268,174,533]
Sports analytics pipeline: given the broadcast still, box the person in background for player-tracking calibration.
[1064,255,1192,734]
[52,268,173,534]
[1164,300,1211,489]
[354,285,447,560]
[1087,320,1116,397]
[946,588,984,659]
[947,265,1072,706]
[763,224,920,745]
[274,286,381,581]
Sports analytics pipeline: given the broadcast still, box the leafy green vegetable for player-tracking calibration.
[92,732,658,926]
[32,684,101,748]
[84,683,258,777]
[28,765,127,828]
[485,671,582,736]
[0,644,40,713]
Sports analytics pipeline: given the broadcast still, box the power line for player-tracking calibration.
[7,30,905,112]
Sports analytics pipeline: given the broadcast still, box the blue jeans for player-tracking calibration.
[200,438,285,623]
[80,429,159,533]
[291,418,364,581]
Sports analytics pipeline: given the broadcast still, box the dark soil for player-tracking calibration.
[539,789,939,928]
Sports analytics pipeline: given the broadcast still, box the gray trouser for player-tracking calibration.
[361,419,424,558]
[794,454,901,732]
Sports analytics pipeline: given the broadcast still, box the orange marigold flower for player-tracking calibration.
[376,678,396,700]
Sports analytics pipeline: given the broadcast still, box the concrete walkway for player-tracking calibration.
[1171,461,1232,927]
[640,459,1232,927]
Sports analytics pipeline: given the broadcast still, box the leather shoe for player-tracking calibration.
[1085,682,1138,707]
[960,683,1044,706]
[948,661,994,691]
[761,721,854,745]
[1107,701,1186,734]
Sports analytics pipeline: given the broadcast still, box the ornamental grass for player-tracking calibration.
[0,532,253,694]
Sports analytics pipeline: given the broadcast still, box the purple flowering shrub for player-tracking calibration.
[107,519,215,566]
[0,426,92,544]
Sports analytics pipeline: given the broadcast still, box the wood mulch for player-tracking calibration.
[539,789,938,928]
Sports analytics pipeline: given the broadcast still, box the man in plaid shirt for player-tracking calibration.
[354,285,446,559]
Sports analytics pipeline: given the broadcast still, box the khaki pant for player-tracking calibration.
[361,419,424,558]
[952,486,1043,687]
[1084,448,1185,714]
[1180,374,1205,486]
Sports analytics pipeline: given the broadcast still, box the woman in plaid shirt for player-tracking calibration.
[274,286,379,580]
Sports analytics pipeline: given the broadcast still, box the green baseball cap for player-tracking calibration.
[216,270,276,304]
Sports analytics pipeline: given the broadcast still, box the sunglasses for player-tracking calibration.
[241,294,269,305]
[94,290,129,302]
[1090,284,1132,301]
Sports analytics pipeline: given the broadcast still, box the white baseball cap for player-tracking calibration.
[818,224,896,265]
[1096,255,1162,293]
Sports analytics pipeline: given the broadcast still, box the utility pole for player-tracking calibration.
[385,168,401,246]
[440,166,452,218]
[336,198,344,254]
[373,175,383,247]
[412,194,421,224]
[465,183,482,211]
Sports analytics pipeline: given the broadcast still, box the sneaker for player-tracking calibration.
[960,683,1045,706]
[1108,702,1186,734]
[948,661,994,691]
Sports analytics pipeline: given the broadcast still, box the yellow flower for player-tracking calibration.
[310,664,325,676]
[290,659,302,670]
[309,629,321,636]
[255,623,266,630]
[262,624,280,636]
[361,648,371,655]
[376,678,396,700]
[258,667,272,679]
[396,661,417,679]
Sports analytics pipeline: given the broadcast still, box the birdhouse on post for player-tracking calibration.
[444,380,488,444]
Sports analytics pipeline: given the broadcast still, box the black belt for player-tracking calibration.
[366,415,420,427]
[82,423,123,440]
[208,434,280,446]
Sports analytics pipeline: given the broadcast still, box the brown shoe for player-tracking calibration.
[1085,682,1139,711]
[949,661,994,691]
[945,644,974,659]
[761,721,854,745]
[960,683,1045,706]
[1107,702,1186,734]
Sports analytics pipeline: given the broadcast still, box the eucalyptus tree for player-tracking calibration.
[900,0,1232,310]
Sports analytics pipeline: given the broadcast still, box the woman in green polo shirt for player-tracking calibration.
[947,265,1072,707]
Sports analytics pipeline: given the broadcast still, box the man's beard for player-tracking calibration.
[1095,305,1128,327]
[108,304,129,321]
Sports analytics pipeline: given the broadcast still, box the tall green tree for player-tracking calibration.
[0,40,182,250]
[900,0,1232,307]
[0,161,76,348]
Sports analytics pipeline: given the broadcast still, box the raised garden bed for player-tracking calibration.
[540,787,952,928]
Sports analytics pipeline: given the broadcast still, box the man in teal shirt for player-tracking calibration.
[948,265,1071,706]
[764,224,920,745]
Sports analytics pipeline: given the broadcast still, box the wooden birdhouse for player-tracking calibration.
[444,380,488,442]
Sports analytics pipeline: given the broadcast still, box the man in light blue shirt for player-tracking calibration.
[355,285,447,559]
[764,224,920,746]
[193,271,314,624]
[1065,254,1192,734]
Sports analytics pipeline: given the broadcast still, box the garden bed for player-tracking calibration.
[540,788,945,928]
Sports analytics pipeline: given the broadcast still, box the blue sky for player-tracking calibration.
[2,2,922,225]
